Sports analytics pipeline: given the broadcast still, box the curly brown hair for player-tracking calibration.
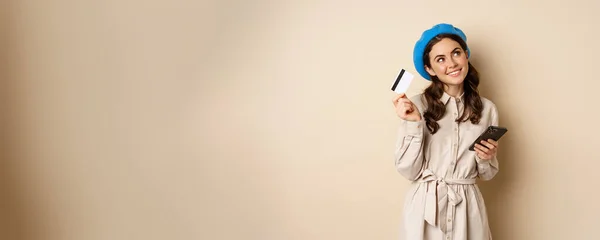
[421,34,483,134]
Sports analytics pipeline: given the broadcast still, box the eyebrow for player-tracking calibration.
[434,47,461,59]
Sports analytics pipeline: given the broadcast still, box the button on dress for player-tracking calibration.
[395,92,499,240]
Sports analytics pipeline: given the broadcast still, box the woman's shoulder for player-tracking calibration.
[480,96,499,116]
[400,93,427,115]
[480,96,496,108]
[408,93,427,109]
[408,93,426,104]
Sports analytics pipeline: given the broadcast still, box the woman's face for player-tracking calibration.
[425,38,469,87]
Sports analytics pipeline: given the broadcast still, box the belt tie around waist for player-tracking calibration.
[418,169,476,233]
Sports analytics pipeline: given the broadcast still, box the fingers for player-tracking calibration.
[486,139,498,147]
[479,140,496,150]
[397,98,412,106]
[399,101,415,115]
[392,93,406,103]
[475,140,498,160]
[475,143,497,155]
[475,144,494,159]
[474,143,490,154]
[475,147,487,157]
[395,98,412,111]
[475,148,491,160]
[393,93,419,120]
[403,102,413,112]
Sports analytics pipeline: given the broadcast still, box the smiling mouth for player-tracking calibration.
[447,69,462,77]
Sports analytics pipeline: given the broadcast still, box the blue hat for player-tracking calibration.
[413,23,470,80]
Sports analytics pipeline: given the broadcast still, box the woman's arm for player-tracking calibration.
[394,119,426,180]
[475,104,500,180]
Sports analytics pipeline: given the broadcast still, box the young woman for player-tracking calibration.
[392,23,500,240]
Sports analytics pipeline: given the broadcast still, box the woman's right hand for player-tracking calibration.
[392,93,422,122]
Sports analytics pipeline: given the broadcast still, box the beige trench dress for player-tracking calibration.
[395,92,499,240]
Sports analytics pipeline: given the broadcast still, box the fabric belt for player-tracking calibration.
[418,169,476,233]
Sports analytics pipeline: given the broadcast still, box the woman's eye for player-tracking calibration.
[437,58,444,63]
[453,51,461,56]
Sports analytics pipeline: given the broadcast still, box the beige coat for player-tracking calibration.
[395,92,499,240]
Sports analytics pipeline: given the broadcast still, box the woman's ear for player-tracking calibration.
[425,66,436,77]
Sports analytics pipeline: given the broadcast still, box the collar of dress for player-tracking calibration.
[440,91,465,105]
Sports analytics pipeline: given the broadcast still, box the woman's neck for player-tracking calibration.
[444,84,464,98]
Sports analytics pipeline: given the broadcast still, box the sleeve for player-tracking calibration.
[394,118,426,181]
[476,104,500,181]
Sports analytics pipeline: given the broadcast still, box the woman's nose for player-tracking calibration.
[448,58,458,67]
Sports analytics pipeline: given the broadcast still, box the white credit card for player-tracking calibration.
[390,69,414,94]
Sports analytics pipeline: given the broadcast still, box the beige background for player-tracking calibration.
[2,0,599,239]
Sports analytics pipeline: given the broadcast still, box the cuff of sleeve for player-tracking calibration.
[406,120,424,136]
[475,155,490,166]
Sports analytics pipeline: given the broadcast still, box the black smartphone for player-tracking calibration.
[468,126,508,151]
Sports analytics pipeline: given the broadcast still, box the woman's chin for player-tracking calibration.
[441,75,466,86]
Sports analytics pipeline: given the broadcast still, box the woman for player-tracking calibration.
[392,23,500,240]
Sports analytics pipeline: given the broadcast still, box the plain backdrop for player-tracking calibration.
[2,0,599,239]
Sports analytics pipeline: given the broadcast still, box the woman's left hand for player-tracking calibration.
[474,139,498,160]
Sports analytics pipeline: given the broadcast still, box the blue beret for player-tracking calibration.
[413,23,470,80]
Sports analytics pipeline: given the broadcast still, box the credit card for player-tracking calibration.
[391,69,414,94]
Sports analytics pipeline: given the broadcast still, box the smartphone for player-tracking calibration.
[468,126,508,151]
